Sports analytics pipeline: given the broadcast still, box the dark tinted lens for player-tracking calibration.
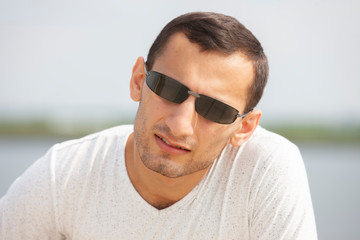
[195,95,238,124]
[146,71,189,103]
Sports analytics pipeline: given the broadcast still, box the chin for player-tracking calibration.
[142,156,211,178]
[142,158,185,178]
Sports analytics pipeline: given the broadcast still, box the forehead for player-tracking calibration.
[152,32,254,111]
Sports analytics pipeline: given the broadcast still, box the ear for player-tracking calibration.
[130,56,146,102]
[230,109,262,147]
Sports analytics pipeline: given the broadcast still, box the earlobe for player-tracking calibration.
[230,110,262,147]
[130,56,146,102]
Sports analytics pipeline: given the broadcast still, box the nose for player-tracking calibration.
[164,95,197,137]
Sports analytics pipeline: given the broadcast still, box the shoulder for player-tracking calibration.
[246,125,300,156]
[239,125,302,169]
[45,124,134,176]
[44,124,134,164]
[53,124,133,153]
[221,125,303,173]
[0,125,134,238]
[241,127,317,239]
[238,126,309,196]
[229,125,307,190]
[41,125,134,208]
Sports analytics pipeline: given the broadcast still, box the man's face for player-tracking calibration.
[132,32,254,178]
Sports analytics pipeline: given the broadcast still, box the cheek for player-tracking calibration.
[197,125,233,151]
[138,89,167,121]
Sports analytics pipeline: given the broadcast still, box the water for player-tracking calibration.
[298,142,360,239]
[0,136,359,239]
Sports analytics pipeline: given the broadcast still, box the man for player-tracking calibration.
[0,12,317,239]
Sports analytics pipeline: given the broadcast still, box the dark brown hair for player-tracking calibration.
[146,12,269,113]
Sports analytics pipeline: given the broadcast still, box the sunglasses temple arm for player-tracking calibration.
[237,109,254,119]
[144,65,148,75]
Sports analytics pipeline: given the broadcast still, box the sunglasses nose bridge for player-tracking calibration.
[187,90,200,98]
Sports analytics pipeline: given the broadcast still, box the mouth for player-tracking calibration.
[158,136,189,150]
[155,134,191,153]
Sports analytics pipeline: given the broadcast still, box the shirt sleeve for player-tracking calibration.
[0,146,65,240]
[248,142,318,240]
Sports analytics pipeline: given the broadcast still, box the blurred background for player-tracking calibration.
[0,0,359,239]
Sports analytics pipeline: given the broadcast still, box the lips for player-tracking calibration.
[155,134,190,153]
[158,136,188,150]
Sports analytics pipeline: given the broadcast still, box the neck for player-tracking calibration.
[125,133,209,209]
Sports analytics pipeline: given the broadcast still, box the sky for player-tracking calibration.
[1,0,359,127]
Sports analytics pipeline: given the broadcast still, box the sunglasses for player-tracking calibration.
[145,70,252,124]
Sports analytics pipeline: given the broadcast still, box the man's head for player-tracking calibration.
[129,12,267,178]
[146,12,269,113]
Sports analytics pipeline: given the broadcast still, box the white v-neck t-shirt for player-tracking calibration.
[0,125,317,239]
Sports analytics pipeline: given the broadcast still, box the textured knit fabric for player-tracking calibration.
[0,125,317,239]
